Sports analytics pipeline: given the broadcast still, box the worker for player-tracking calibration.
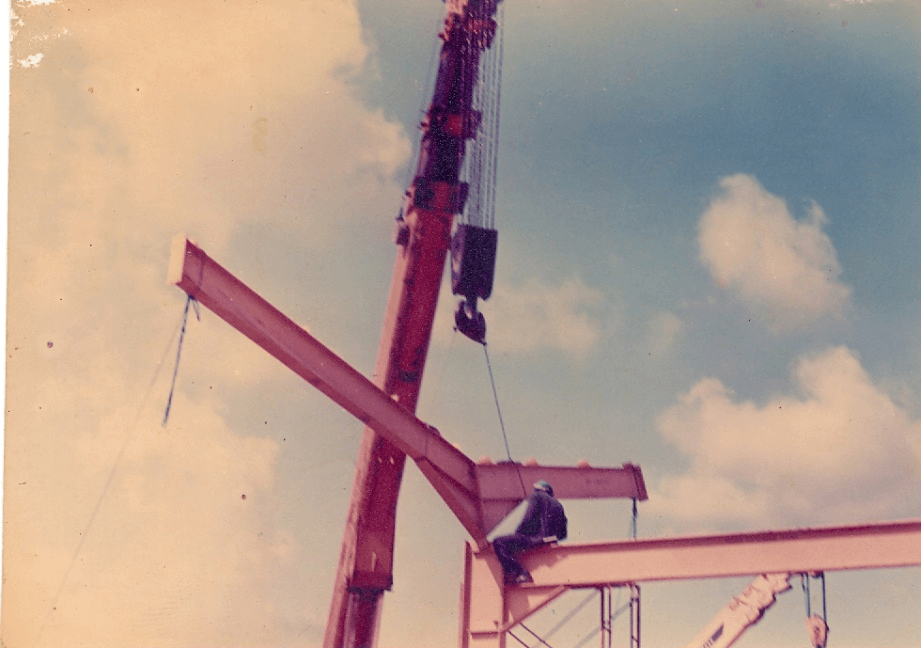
[492,480,567,585]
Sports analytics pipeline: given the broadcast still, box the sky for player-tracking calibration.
[4,0,921,647]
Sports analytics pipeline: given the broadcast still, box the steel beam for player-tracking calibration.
[168,235,647,541]
[477,462,647,501]
[476,462,646,531]
[169,234,475,483]
[460,518,921,647]
[516,518,921,585]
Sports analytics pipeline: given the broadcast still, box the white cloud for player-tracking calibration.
[477,276,607,359]
[3,368,296,647]
[698,174,851,332]
[6,0,409,645]
[650,346,921,529]
[64,0,408,253]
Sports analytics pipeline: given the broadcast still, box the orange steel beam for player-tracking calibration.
[168,236,646,503]
[460,518,921,646]
[168,236,647,543]
[168,233,481,517]
[168,236,468,473]
[475,461,646,532]
[168,238,473,481]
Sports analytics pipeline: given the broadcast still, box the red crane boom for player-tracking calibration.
[324,2,504,646]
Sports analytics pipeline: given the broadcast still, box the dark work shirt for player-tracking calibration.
[515,489,567,540]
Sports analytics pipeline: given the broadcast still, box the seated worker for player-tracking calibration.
[492,480,567,585]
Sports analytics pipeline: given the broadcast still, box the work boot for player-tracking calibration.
[512,572,533,585]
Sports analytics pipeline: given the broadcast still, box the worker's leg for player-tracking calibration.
[492,534,534,583]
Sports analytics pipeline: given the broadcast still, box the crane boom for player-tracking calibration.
[683,574,792,648]
[324,2,504,646]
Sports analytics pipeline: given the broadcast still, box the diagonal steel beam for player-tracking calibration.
[168,235,646,545]
[169,234,474,473]
[169,235,484,528]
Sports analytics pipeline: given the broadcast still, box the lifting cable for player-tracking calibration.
[459,3,503,231]
[483,343,511,461]
[482,343,528,498]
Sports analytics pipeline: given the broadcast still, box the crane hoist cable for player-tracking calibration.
[484,344,528,499]
[483,343,512,461]
[453,335,527,498]
[452,3,504,344]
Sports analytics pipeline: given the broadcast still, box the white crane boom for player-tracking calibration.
[683,573,792,648]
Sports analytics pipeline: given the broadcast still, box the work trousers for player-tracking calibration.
[492,533,542,578]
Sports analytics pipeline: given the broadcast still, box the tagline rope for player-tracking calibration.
[163,295,199,426]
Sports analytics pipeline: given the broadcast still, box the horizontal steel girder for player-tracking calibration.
[509,518,921,591]
[462,518,921,641]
